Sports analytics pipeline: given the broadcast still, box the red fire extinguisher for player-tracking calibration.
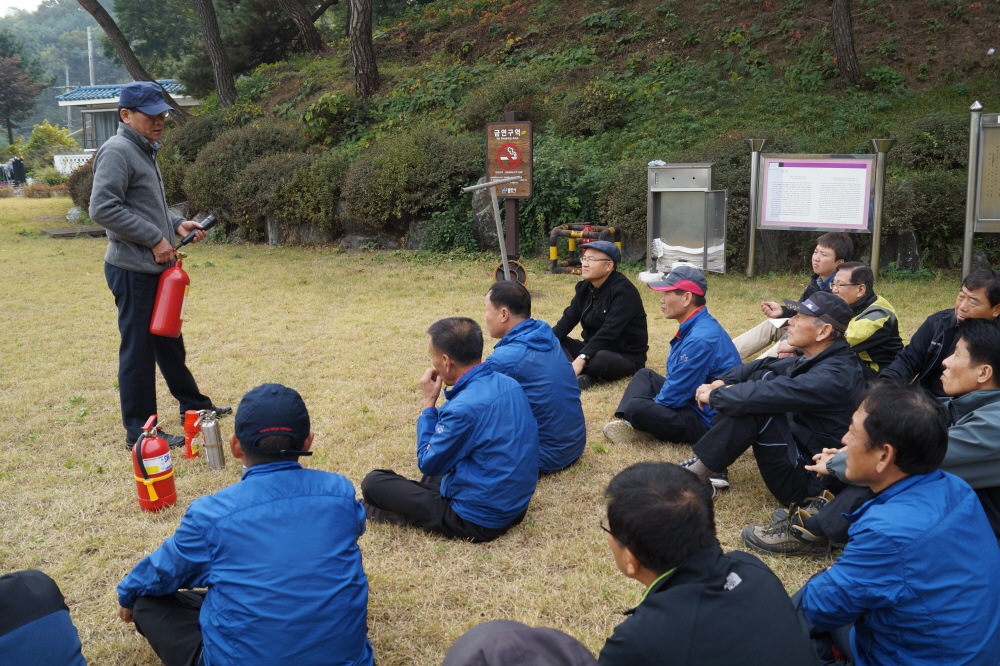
[133,415,177,512]
[150,214,217,338]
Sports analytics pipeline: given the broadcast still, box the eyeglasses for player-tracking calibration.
[831,282,859,289]
[600,516,614,537]
[580,257,611,264]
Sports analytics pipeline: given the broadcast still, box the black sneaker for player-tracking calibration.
[577,374,597,391]
[741,509,830,558]
[362,500,409,527]
[126,432,185,451]
[709,470,730,490]
[212,405,232,416]
[770,490,835,522]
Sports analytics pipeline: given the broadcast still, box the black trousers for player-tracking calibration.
[614,369,709,444]
[692,412,826,506]
[361,470,525,543]
[816,485,873,546]
[133,590,205,666]
[559,338,642,382]
[106,263,212,443]
[791,588,855,666]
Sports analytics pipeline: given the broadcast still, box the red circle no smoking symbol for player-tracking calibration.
[496,143,521,170]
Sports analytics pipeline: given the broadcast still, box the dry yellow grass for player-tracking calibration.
[0,197,958,664]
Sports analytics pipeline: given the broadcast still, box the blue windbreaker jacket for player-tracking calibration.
[117,462,373,666]
[656,307,741,426]
[800,470,1000,666]
[485,318,586,473]
[417,363,539,528]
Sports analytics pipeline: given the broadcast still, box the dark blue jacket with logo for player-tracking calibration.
[655,307,741,426]
[801,470,1000,666]
[417,363,539,528]
[117,462,373,666]
[485,318,586,473]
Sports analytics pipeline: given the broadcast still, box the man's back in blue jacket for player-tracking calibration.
[417,363,539,529]
[801,470,1000,666]
[118,462,373,666]
[485,318,586,473]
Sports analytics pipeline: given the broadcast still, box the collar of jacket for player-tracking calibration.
[816,272,835,290]
[850,291,878,316]
[494,318,538,349]
[621,542,724,616]
[675,306,707,340]
[945,388,1000,422]
[118,122,161,157]
[444,362,490,400]
[789,339,854,375]
[240,459,303,481]
[584,269,625,293]
[845,469,944,524]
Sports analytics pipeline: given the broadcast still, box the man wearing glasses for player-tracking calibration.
[551,241,648,391]
[91,81,225,449]
[776,262,902,380]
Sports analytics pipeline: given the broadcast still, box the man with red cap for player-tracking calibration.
[603,267,740,470]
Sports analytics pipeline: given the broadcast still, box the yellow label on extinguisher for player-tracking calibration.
[179,285,189,321]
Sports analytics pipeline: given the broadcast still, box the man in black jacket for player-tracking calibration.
[552,241,648,390]
[879,269,1000,396]
[683,292,865,505]
[598,462,817,666]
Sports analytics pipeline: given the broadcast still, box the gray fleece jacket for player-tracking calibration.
[89,123,184,274]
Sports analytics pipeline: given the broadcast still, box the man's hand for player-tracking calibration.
[776,339,798,359]
[177,220,207,244]
[152,237,175,264]
[695,379,725,411]
[571,356,586,376]
[761,301,783,318]
[805,447,845,477]
[118,605,134,623]
[419,368,443,409]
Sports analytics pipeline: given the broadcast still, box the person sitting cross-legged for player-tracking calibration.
[483,281,586,474]
[744,318,1000,556]
[597,462,818,666]
[116,383,374,666]
[602,267,740,479]
[794,383,1000,666]
[362,317,539,543]
[0,570,88,666]
[683,291,865,500]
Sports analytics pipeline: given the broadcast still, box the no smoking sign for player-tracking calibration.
[486,121,532,198]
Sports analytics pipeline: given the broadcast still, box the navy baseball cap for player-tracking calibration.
[235,384,312,457]
[118,81,172,115]
[582,240,621,267]
[648,265,707,296]
[783,291,853,332]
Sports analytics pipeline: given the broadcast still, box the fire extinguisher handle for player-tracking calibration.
[177,213,218,248]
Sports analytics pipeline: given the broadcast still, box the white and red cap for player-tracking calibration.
[648,266,707,296]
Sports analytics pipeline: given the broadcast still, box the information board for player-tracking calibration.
[486,121,532,198]
[975,114,1000,232]
[757,155,875,232]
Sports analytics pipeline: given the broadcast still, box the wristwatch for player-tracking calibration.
[578,354,589,361]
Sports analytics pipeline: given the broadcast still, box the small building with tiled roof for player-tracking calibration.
[55,79,198,152]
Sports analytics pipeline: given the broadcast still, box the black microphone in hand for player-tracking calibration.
[177,214,218,248]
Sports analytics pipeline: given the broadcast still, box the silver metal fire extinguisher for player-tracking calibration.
[197,410,226,470]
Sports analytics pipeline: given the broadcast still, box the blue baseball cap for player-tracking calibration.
[783,291,853,332]
[582,240,621,267]
[118,81,172,115]
[235,384,312,457]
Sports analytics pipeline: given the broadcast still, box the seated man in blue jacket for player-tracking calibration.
[602,267,740,464]
[598,462,818,666]
[0,570,88,666]
[796,384,1000,666]
[683,292,865,502]
[117,384,373,666]
[483,281,586,474]
[362,317,539,543]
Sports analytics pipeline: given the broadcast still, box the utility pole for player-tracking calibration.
[87,26,95,85]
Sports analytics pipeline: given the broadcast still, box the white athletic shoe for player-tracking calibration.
[602,419,655,444]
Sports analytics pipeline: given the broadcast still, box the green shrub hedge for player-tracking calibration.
[168,115,226,162]
[554,80,629,136]
[884,170,967,267]
[458,69,547,131]
[67,160,93,211]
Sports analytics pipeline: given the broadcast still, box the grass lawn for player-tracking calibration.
[0,197,959,665]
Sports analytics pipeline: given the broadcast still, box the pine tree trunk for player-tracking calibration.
[348,0,379,98]
[194,0,238,108]
[74,0,191,124]
[832,0,863,85]
[275,0,328,53]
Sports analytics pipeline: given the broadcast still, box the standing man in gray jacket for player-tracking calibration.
[90,81,226,448]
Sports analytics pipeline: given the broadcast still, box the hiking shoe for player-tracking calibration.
[126,431,185,451]
[770,489,836,523]
[602,419,655,445]
[742,509,830,558]
[709,470,730,490]
[577,374,597,391]
[362,501,409,527]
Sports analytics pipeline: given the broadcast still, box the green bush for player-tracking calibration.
[229,152,317,239]
[554,79,629,136]
[884,170,967,267]
[458,69,546,131]
[341,126,481,232]
[301,92,368,147]
[157,145,189,205]
[33,167,68,186]
[891,113,969,171]
[269,148,354,231]
[184,119,303,215]
[67,160,93,211]
[166,115,225,162]
[866,65,906,91]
